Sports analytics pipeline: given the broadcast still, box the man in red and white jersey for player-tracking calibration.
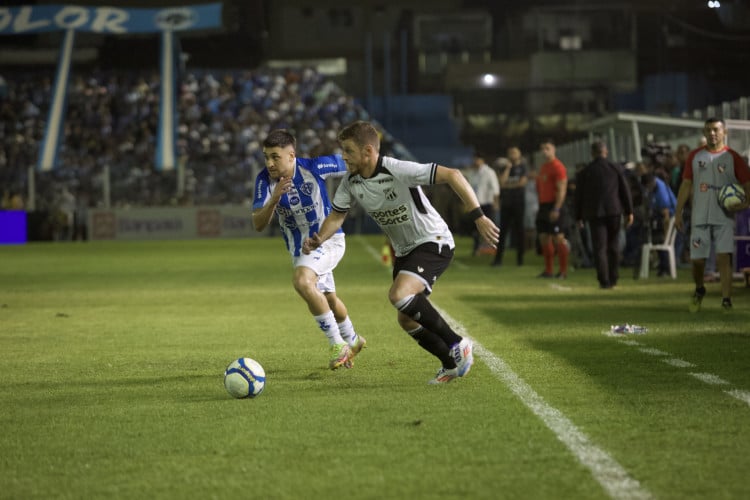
[675,117,750,312]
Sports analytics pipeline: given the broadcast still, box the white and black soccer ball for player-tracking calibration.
[718,182,746,210]
[224,357,266,399]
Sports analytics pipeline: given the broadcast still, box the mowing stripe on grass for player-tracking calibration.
[355,238,653,500]
[359,238,652,500]
[437,307,653,500]
[605,334,750,408]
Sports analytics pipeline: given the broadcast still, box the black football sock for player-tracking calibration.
[407,326,456,369]
[397,293,462,347]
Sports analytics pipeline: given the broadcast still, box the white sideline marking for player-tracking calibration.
[689,372,730,386]
[725,389,750,407]
[638,347,669,356]
[453,259,469,270]
[662,358,695,368]
[607,332,750,409]
[438,308,653,500]
[550,283,573,292]
[618,340,642,347]
[356,238,652,500]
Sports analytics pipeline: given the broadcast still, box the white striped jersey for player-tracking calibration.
[331,155,455,257]
[253,155,347,257]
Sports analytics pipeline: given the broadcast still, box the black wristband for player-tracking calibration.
[469,207,484,221]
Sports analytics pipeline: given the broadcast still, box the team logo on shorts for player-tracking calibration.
[692,238,702,248]
[300,182,314,196]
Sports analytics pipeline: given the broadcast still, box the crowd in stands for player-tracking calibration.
[0,67,736,277]
[0,67,418,219]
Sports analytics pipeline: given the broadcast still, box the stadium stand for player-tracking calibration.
[0,67,418,236]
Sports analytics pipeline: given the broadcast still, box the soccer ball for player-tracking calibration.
[718,182,746,210]
[224,357,266,399]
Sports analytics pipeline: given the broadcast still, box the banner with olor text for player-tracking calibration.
[0,4,223,171]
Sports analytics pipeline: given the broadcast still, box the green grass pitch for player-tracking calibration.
[1,235,749,499]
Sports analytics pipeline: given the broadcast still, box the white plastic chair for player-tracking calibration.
[639,216,677,279]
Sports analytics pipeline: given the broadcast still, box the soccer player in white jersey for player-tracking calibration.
[252,129,365,370]
[675,118,750,312]
[303,121,500,384]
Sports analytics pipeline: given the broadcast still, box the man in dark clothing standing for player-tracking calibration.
[493,147,528,267]
[575,142,634,289]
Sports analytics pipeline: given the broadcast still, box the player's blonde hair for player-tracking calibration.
[338,121,380,151]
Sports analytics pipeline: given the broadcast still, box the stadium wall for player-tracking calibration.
[87,206,268,241]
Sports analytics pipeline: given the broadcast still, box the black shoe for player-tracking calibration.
[537,272,554,278]
[722,298,733,312]
[689,287,706,313]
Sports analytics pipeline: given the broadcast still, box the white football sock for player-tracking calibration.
[337,316,358,346]
[314,311,344,345]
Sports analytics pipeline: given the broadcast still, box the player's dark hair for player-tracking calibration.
[540,138,555,147]
[591,141,607,156]
[338,121,380,150]
[704,117,726,128]
[263,129,296,150]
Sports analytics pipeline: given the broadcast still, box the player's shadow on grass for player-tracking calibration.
[522,332,750,396]
[461,292,698,328]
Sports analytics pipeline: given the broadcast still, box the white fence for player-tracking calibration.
[534,96,750,169]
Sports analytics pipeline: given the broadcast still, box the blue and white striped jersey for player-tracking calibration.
[253,155,347,257]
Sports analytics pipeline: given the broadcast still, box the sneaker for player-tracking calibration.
[537,271,554,279]
[722,298,733,312]
[329,343,352,370]
[428,366,459,385]
[450,338,474,377]
[350,335,367,358]
[689,288,706,313]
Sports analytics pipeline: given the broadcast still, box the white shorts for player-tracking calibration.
[292,233,345,293]
[689,224,735,260]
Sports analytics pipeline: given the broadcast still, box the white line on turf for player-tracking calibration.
[550,283,573,292]
[725,389,750,406]
[689,372,730,385]
[638,347,669,356]
[436,307,653,500]
[662,358,695,368]
[354,238,653,500]
[603,332,750,408]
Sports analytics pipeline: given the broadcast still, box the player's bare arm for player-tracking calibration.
[550,179,567,222]
[252,176,292,231]
[729,181,750,212]
[435,165,500,247]
[302,209,348,254]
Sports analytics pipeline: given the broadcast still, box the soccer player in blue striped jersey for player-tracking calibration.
[252,129,365,370]
[304,121,500,384]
